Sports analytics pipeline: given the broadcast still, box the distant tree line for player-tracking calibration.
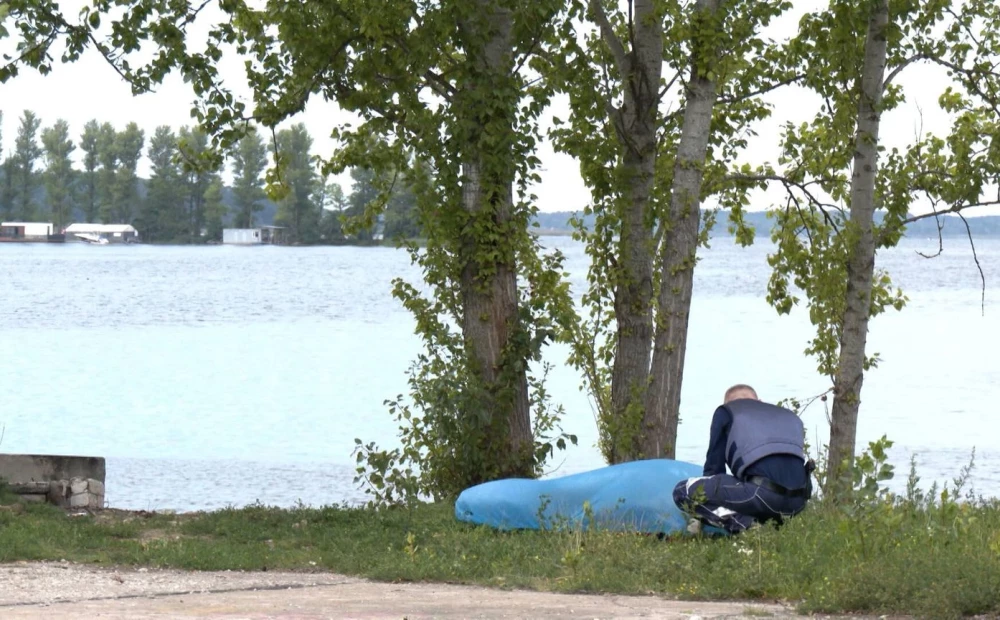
[0,109,421,244]
[532,210,1000,238]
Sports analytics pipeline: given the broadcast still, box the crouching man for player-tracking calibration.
[673,384,815,535]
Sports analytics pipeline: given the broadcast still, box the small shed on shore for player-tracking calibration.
[64,223,140,243]
[1,222,54,239]
[222,226,285,245]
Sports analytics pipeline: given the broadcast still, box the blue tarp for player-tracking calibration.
[454,458,726,536]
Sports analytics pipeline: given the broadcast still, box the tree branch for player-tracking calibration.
[626,0,635,63]
[958,211,986,317]
[588,0,628,80]
[724,172,846,233]
[423,69,456,99]
[182,0,216,27]
[915,199,945,259]
[86,31,140,88]
[381,31,455,100]
[662,107,685,126]
[0,30,60,79]
[788,192,815,246]
[945,5,982,49]
[512,6,560,77]
[901,199,1000,226]
[780,386,835,418]
[658,69,683,101]
[922,55,1000,118]
[882,53,926,91]
[902,196,989,316]
[716,73,805,105]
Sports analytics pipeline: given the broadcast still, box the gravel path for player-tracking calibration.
[0,560,356,606]
[0,560,813,619]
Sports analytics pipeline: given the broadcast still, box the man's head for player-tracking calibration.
[724,383,759,403]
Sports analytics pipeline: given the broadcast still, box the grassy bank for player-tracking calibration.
[1,479,997,618]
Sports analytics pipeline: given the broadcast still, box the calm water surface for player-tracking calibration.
[1,234,997,511]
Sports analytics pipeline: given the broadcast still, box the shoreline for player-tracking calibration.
[5,229,998,248]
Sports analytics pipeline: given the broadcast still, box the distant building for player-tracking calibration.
[0,222,61,242]
[64,223,140,244]
[222,226,285,245]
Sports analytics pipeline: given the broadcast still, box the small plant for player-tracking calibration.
[797,435,898,559]
[534,494,553,529]
[352,348,577,509]
[0,478,20,505]
[404,531,419,560]
[743,605,775,617]
[559,528,585,574]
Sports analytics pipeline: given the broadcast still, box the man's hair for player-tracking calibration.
[724,383,759,403]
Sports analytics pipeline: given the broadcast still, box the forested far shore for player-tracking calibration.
[3,109,999,246]
[534,209,1000,238]
[0,109,420,244]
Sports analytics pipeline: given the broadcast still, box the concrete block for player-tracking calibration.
[47,481,69,507]
[7,481,50,494]
[1,454,107,511]
[0,454,106,484]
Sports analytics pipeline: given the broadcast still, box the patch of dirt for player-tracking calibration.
[90,508,203,525]
[0,560,355,608]
[0,561,807,619]
[137,529,182,543]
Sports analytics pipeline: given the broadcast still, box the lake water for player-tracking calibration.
[1,233,998,511]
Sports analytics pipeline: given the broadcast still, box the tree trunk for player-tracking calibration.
[643,0,721,459]
[600,0,662,463]
[457,2,533,477]
[826,0,889,491]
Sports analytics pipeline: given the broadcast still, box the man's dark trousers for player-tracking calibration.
[672,474,809,534]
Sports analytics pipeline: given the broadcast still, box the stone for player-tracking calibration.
[69,478,88,495]
[88,479,104,496]
[47,481,70,507]
[69,493,91,508]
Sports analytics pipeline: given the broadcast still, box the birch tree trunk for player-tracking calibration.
[827,0,889,490]
[458,2,533,476]
[590,0,663,462]
[642,0,721,459]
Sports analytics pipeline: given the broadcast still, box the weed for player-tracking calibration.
[0,479,20,506]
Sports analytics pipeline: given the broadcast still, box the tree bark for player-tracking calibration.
[458,2,533,478]
[826,0,889,491]
[596,0,662,463]
[643,0,721,459]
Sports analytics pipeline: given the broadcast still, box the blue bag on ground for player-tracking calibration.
[454,458,726,536]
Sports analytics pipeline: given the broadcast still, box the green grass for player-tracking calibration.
[0,492,998,618]
[0,480,21,506]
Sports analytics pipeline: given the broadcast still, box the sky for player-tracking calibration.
[0,0,993,217]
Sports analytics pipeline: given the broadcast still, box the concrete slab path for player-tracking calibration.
[0,561,863,619]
